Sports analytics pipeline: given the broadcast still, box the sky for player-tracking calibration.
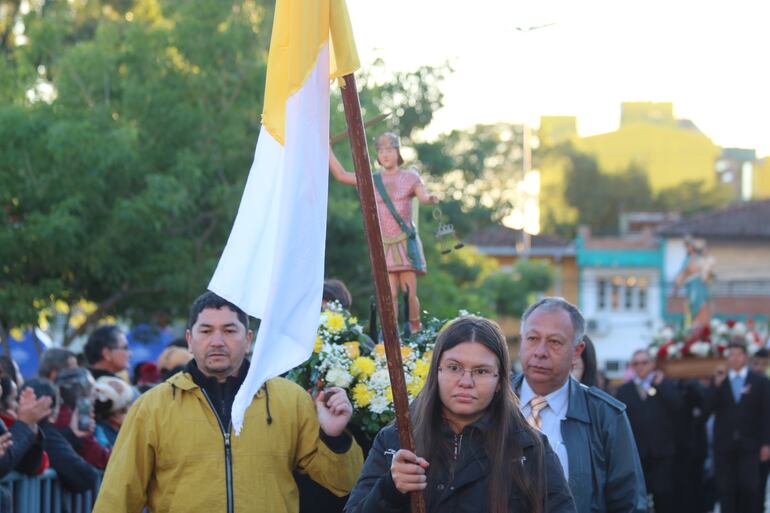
[346,0,770,157]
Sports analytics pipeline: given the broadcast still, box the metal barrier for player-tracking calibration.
[0,470,102,513]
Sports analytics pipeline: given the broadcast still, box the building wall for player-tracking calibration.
[579,266,662,376]
[578,123,720,191]
[754,158,770,199]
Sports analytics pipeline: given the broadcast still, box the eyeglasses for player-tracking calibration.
[438,363,499,383]
[630,360,651,366]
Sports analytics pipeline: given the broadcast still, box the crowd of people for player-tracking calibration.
[2,290,768,513]
[0,325,194,504]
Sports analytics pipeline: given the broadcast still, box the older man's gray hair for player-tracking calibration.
[520,296,586,346]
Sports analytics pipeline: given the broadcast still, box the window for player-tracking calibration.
[597,279,607,310]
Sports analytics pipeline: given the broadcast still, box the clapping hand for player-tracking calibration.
[17,387,52,432]
[390,449,430,494]
[315,387,352,437]
[0,432,12,457]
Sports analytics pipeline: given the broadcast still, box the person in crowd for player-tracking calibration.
[156,345,193,380]
[132,361,160,393]
[53,367,111,469]
[0,370,52,478]
[512,297,647,513]
[93,291,363,513]
[345,315,575,513]
[38,348,78,382]
[330,133,439,332]
[93,376,136,448]
[21,378,99,493]
[753,348,770,512]
[83,325,131,380]
[705,340,770,513]
[672,378,709,513]
[323,278,353,310]
[0,355,23,389]
[752,348,770,377]
[571,335,599,387]
[615,349,683,513]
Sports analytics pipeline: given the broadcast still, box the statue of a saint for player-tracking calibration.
[329,133,438,332]
[674,237,715,328]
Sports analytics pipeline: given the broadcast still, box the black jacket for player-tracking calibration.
[704,369,770,454]
[0,419,44,477]
[344,415,575,513]
[615,378,683,460]
[39,420,99,493]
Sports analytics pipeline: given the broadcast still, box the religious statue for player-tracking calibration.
[329,132,438,332]
[674,237,716,328]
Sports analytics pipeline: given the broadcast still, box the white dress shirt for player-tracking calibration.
[519,378,570,479]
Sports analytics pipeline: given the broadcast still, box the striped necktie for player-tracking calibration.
[527,395,548,430]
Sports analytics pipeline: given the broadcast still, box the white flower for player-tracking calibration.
[660,327,674,340]
[732,322,747,336]
[325,367,353,388]
[689,341,711,357]
[369,369,391,389]
[369,395,390,414]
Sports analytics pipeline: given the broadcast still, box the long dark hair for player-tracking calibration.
[579,335,599,387]
[411,315,544,513]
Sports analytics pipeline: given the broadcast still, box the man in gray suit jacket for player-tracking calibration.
[513,297,648,513]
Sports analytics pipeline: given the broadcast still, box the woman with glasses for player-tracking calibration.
[344,316,576,513]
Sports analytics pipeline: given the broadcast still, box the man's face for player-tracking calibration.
[186,307,252,381]
[751,356,770,375]
[630,352,654,380]
[727,346,749,371]
[520,307,584,394]
[103,333,131,373]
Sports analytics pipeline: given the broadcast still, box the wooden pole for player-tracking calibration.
[339,73,426,513]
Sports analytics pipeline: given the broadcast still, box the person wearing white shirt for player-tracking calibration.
[512,297,647,513]
[706,341,770,513]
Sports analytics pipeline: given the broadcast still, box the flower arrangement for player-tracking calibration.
[286,302,445,438]
[650,318,768,360]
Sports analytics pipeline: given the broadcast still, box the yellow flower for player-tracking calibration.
[350,357,376,378]
[414,359,430,379]
[350,316,358,325]
[374,343,386,358]
[69,312,87,329]
[400,346,412,359]
[326,312,345,333]
[407,378,425,397]
[352,383,373,407]
[9,327,24,341]
[385,387,393,403]
[313,335,323,353]
[54,300,70,314]
[423,351,433,363]
[343,341,360,359]
[38,310,50,331]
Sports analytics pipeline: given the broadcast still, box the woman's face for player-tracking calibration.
[571,355,585,381]
[437,341,501,428]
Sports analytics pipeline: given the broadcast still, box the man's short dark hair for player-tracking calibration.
[521,296,586,346]
[38,348,77,379]
[323,279,352,310]
[83,325,123,365]
[188,292,249,330]
[754,348,770,359]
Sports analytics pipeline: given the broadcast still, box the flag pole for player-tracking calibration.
[339,73,426,513]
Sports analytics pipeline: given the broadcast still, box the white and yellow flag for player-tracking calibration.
[209,0,359,434]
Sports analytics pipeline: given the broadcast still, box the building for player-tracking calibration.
[576,226,664,378]
[658,199,770,324]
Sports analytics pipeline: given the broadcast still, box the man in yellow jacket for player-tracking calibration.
[93,292,364,513]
